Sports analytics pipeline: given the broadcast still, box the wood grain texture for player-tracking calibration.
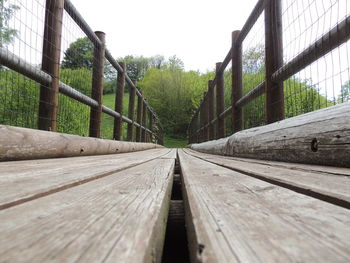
[0,158,175,263]
[0,125,163,161]
[178,149,350,263]
[0,148,171,210]
[190,102,350,167]
[184,148,350,207]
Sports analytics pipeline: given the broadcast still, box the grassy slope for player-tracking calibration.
[101,93,129,140]
[164,136,187,148]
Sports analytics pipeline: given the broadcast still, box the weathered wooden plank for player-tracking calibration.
[0,125,163,161]
[190,102,350,167]
[159,148,178,159]
[0,158,174,263]
[178,149,350,263]
[184,148,350,207]
[0,148,170,210]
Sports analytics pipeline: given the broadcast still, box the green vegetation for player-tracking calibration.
[0,0,19,48]
[100,93,129,139]
[164,136,188,148]
[0,33,340,145]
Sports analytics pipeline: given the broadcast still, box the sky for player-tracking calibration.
[69,0,259,72]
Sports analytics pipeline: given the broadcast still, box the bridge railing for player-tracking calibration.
[188,0,350,144]
[0,0,163,145]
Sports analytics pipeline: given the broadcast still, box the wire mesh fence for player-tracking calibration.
[282,0,350,117]
[0,0,44,129]
[188,0,350,144]
[241,11,266,129]
[0,0,162,143]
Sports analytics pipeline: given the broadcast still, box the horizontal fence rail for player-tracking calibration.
[0,0,163,144]
[188,0,350,144]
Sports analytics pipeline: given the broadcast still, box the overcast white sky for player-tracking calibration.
[69,0,259,72]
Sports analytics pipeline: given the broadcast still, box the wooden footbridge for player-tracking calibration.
[0,0,350,262]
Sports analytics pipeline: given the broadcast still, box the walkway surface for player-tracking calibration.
[0,148,349,262]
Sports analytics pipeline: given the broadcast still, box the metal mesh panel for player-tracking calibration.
[0,0,45,128]
[282,0,350,117]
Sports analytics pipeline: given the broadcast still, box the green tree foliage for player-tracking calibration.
[61,37,115,94]
[118,55,152,81]
[61,37,94,69]
[139,57,212,137]
[0,0,19,47]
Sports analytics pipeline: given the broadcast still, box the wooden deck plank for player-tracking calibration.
[159,148,178,159]
[0,157,175,263]
[178,149,350,263]
[0,148,170,210]
[184,148,350,206]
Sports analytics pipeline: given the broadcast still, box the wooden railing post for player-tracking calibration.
[38,0,64,132]
[208,80,215,140]
[199,107,202,143]
[196,113,200,143]
[127,80,136,141]
[203,92,209,141]
[89,31,106,138]
[113,61,125,140]
[188,122,192,144]
[142,101,147,142]
[136,94,143,142]
[149,111,154,142]
[265,0,284,123]
[216,62,225,138]
[231,30,243,133]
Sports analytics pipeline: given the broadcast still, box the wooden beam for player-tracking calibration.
[113,61,125,140]
[89,31,106,138]
[208,80,215,140]
[127,80,136,141]
[136,94,143,142]
[216,62,225,138]
[38,0,64,132]
[231,30,243,133]
[142,101,147,142]
[0,125,163,161]
[190,102,350,167]
[265,0,284,123]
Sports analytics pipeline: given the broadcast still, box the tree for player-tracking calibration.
[61,37,116,94]
[139,60,209,137]
[149,55,166,69]
[0,0,19,48]
[242,44,265,74]
[61,37,94,69]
